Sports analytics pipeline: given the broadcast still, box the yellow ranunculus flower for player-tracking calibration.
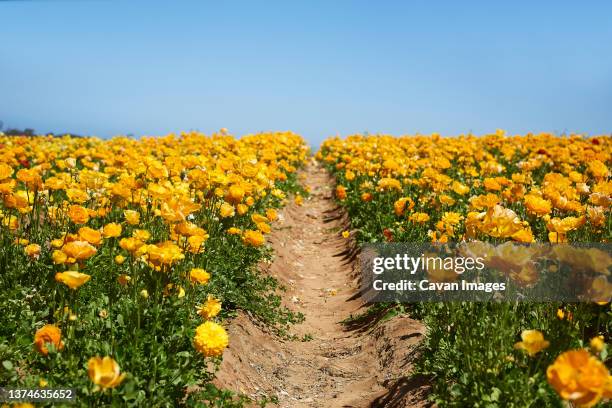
[55,271,91,290]
[87,356,125,389]
[193,321,229,357]
[189,268,210,285]
[514,329,550,356]
[102,222,122,238]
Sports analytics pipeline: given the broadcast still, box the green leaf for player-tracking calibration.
[2,360,13,371]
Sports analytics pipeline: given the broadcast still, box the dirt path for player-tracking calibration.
[216,161,429,407]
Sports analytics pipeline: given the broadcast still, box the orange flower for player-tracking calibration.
[336,185,347,200]
[547,349,612,407]
[78,227,102,246]
[34,324,64,355]
[61,241,97,261]
[68,205,90,224]
[524,195,552,216]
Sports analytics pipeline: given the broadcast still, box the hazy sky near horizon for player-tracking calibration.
[1,0,611,146]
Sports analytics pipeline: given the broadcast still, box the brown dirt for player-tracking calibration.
[215,161,431,407]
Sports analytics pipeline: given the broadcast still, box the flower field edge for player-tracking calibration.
[0,131,309,407]
[317,132,612,408]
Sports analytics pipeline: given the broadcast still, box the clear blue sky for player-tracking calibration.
[1,1,611,146]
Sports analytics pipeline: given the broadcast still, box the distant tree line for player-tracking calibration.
[0,122,83,138]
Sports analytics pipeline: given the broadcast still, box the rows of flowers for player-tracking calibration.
[0,130,308,407]
[319,131,611,407]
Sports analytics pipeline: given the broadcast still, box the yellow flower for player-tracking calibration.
[219,202,235,218]
[124,209,140,225]
[115,255,126,264]
[102,223,122,238]
[132,229,151,242]
[197,295,222,319]
[256,222,271,234]
[556,308,565,320]
[193,321,229,357]
[225,184,245,204]
[342,231,350,238]
[24,243,41,259]
[409,212,430,223]
[189,268,211,285]
[242,230,265,247]
[590,335,605,353]
[265,208,278,222]
[52,249,68,264]
[140,289,149,299]
[55,271,91,290]
[514,329,550,356]
[547,349,611,407]
[34,324,64,355]
[87,356,125,389]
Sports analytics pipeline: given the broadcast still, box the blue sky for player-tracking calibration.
[1,1,611,146]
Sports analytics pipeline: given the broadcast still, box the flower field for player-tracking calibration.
[0,129,611,407]
[318,132,611,407]
[0,131,309,406]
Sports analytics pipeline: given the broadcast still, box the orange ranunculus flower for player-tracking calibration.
[0,163,13,180]
[336,185,347,200]
[102,223,122,238]
[78,227,102,246]
[88,356,125,389]
[55,271,91,290]
[16,168,43,190]
[524,194,552,216]
[547,349,612,407]
[514,329,550,356]
[61,241,97,261]
[242,230,265,247]
[68,205,90,224]
[34,324,64,355]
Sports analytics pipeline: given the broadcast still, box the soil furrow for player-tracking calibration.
[216,161,430,408]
